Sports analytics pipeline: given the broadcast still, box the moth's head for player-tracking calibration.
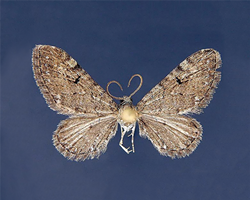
[119,96,133,106]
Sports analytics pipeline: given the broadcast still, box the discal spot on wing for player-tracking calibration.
[136,49,221,115]
[53,115,118,161]
[138,114,202,158]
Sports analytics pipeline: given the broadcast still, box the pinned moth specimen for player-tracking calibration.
[32,45,221,161]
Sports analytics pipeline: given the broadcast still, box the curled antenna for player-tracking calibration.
[128,74,143,98]
[106,80,124,100]
[106,74,143,100]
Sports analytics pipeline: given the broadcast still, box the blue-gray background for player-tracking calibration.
[1,2,249,200]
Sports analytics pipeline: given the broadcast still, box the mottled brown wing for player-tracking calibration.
[137,49,221,158]
[138,114,202,158]
[136,49,221,115]
[32,45,118,116]
[53,115,118,161]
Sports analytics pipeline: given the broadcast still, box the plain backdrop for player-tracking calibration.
[1,2,249,200]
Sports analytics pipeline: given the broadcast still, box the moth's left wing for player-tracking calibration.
[32,45,117,116]
[138,114,202,158]
[53,115,118,161]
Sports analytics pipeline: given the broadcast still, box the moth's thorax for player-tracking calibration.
[118,96,138,125]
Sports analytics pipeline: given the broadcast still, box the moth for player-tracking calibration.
[32,45,221,161]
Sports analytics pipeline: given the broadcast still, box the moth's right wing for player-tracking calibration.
[53,115,118,161]
[136,49,221,158]
[136,49,221,116]
[138,114,202,158]
[32,45,117,116]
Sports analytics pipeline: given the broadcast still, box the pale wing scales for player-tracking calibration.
[137,49,221,115]
[138,114,202,158]
[53,115,118,161]
[32,45,117,116]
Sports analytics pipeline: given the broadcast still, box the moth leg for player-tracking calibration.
[127,125,136,153]
[119,127,133,154]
